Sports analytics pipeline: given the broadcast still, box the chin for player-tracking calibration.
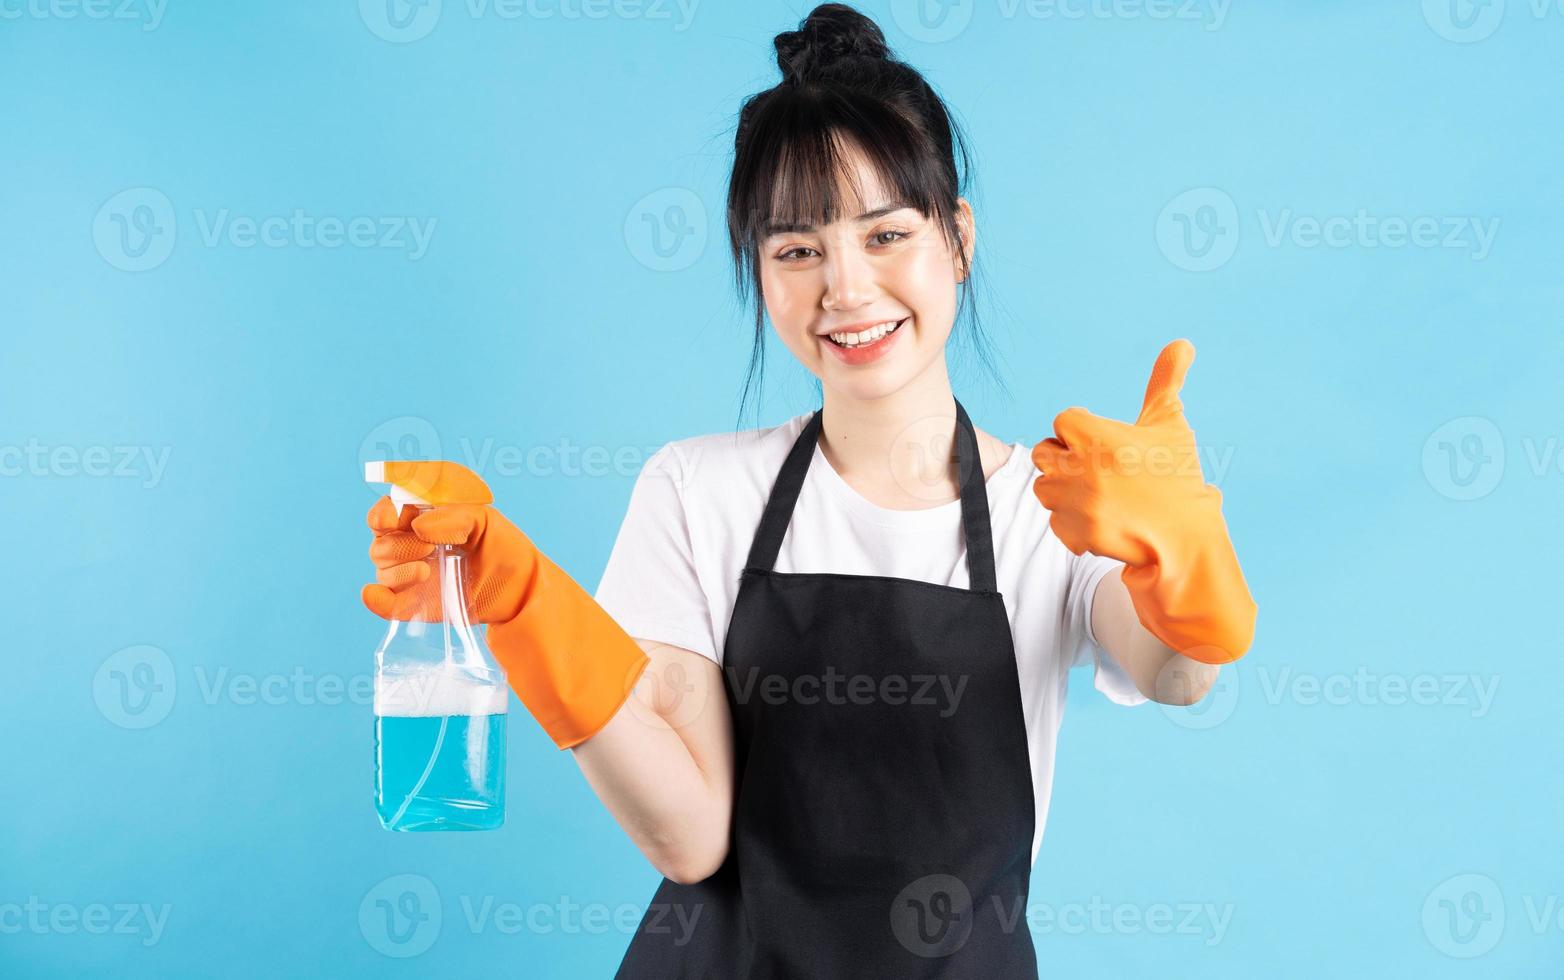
[822,362,923,403]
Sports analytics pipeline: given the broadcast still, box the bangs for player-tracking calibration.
[727,89,960,265]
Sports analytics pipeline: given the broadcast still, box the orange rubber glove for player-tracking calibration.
[363,493,650,749]
[1030,340,1256,664]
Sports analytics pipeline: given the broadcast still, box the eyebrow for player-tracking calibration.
[761,202,918,238]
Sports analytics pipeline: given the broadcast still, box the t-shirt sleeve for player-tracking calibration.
[1063,550,1148,706]
[593,444,719,664]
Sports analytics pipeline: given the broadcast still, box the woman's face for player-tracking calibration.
[758,147,974,403]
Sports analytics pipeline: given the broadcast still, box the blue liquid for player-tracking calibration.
[375,714,506,831]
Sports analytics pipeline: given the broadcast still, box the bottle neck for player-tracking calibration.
[431,543,471,629]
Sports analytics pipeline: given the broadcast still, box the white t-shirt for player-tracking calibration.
[594,411,1148,866]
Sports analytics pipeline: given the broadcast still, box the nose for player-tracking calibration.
[821,244,878,313]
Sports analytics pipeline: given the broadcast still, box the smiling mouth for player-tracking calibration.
[824,317,908,348]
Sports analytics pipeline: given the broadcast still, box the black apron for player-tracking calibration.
[616,399,1038,979]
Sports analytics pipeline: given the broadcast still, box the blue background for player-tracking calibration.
[4,1,1560,976]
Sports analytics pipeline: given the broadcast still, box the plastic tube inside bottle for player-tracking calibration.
[385,543,461,829]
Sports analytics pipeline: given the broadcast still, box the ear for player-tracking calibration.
[953,197,976,283]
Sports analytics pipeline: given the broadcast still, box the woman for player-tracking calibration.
[362,5,1257,975]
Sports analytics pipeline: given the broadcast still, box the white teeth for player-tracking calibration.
[829,319,903,347]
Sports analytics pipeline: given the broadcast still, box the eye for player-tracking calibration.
[775,245,819,262]
[871,229,911,247]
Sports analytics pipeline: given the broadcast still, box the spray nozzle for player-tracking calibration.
[365,460,494,512]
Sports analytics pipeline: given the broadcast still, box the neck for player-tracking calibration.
[817,354,965,506]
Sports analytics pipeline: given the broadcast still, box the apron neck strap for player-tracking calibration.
[744,398,999,593]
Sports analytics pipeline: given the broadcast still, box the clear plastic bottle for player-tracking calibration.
[367,462,507,832]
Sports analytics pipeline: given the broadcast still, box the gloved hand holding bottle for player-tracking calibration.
[1030,340,1257,665]
[364,461,652,751]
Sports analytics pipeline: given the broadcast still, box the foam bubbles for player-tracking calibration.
[375,665,507,717]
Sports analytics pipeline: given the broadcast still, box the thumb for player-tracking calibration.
[362,583,398,620]
[410,504,488,547]
[1135,339,1195,426]
[367,495,418,535]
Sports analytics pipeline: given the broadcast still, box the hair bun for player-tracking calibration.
[774,4,890,85]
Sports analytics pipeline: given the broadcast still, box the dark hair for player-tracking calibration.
[727,3,1005,426]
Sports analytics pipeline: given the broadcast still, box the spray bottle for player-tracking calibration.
[365,460,507,831]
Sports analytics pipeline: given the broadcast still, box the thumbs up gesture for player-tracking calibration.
[1031,339,1206,563]
[1031,340,1256,664]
